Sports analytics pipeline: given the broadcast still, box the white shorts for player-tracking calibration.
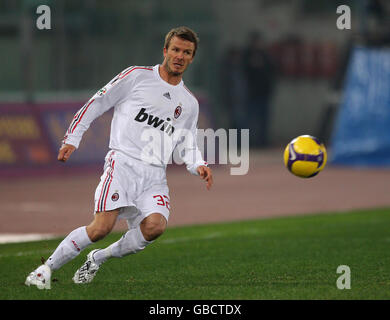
[94,150,170,229]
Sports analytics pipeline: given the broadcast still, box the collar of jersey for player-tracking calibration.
[154,64,184,89]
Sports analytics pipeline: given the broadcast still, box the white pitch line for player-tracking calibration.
[160,232,223,244]
[0,233,58,244]
[0,249,53,259]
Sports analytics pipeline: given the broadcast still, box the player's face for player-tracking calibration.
[163,36,195,76]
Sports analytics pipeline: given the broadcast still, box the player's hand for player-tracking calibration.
[57,144,76,162]
[197,165,213,190]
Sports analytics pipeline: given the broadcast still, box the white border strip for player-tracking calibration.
[0,234,58,244]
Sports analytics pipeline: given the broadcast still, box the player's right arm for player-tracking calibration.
[59,66,135,161]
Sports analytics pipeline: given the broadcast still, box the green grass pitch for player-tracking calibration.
[1,208,389,300]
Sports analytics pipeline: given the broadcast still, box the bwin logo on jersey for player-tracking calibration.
[135,108,175,136]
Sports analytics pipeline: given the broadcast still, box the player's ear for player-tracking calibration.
[189,48,195,63]
[163,47,167,58]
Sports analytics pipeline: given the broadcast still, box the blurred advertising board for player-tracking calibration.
[0,102,111,177]
[330,47,390,166]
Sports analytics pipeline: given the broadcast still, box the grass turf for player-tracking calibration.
[0,207,389,300]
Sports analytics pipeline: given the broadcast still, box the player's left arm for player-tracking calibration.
[57,143,76,162]
[196,165,213,190]
[181,101,213,190]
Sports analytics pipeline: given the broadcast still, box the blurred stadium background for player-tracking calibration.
[1,0,390,241]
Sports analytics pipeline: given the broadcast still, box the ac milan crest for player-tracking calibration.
[174,106,182,119]
[111,192,119,201]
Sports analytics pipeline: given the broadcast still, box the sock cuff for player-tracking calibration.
[81,226,93,245]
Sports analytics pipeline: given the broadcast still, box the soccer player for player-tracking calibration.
[25,26,213,289]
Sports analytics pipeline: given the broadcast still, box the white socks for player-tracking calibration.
[44,225,152,271]
[93,225,153,265]
[45,226,92,271]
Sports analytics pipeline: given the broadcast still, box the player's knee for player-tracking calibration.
[87,225,111,242]
[87,210,118,242]
[142,223,165,241]
[141,216,166,241]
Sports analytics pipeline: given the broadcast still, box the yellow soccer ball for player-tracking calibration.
[283,135,327,178]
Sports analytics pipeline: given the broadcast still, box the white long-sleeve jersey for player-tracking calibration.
[63,64,207,175]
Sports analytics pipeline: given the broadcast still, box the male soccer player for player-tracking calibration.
[25,26,213,289]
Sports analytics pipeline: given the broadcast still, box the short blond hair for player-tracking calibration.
[164,26,199,57]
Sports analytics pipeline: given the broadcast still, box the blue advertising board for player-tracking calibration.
[330,46,390,166]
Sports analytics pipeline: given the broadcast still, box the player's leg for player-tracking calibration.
[26,150,125,289]
[46,149,120,271]
[140,212,167,241]
[91,187,170,265]
[46,209,119,270]
[25,209,119,289]
[47,148,122,269]
[86,209,120,242]
[73,213,168,284]
[93,212,167,262]
[73,163,170,284]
